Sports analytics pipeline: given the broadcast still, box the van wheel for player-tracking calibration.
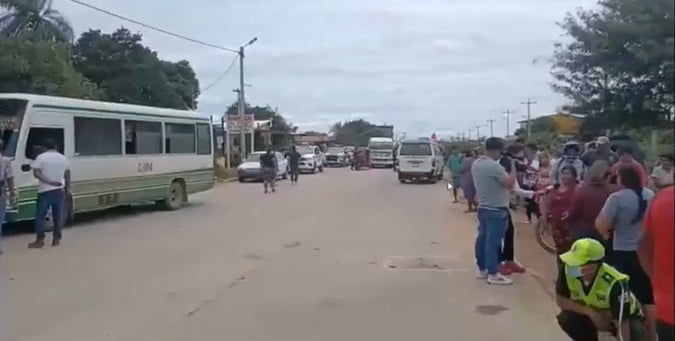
[161,180,185,210]
[319,165,323,172]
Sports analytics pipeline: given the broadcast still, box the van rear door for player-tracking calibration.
[398,142,434,172]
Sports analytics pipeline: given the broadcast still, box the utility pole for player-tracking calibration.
[475,125,481,140]
[487,119,495,137]
[521,98,537,138]
[503,109,514,137]
[237,37,258,159]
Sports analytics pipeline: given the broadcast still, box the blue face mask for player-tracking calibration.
[568,266,582,278]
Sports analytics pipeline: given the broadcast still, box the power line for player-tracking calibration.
[200,55,239,93]
[67,0,239,53]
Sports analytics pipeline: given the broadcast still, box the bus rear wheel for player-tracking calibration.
[160,180,186,210]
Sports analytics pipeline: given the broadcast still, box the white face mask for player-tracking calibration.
[567,266,582,278]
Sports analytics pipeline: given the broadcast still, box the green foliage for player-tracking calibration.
[552,0,674,130]
[0,0,74,42]
[72,28,200,110]
[330,119,382,146]
[0,38,100,98]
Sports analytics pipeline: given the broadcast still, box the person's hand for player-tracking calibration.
[561,211,569,221]
[9,191,16,206]
[50,181,63,187]
[587,309,612,331]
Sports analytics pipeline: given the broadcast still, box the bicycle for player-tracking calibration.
[533,185,558,254]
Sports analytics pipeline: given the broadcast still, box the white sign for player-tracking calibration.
[227,114,255,133]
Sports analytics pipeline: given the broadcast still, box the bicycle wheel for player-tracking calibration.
[534,218,557,254]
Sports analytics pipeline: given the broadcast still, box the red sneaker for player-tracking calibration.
[505,262,526,273]
[498,264,513,275]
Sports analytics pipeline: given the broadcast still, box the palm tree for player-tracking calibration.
[0,0,74,42]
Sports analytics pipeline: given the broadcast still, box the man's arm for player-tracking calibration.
[64,169,71,191]
[595,194,618,239]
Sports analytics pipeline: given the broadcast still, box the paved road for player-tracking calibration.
[1,168,567,341]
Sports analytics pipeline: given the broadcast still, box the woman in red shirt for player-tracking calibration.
[542,166,579,255]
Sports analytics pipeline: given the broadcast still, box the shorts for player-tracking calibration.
[610,250,654,305]
[262,167,276,182]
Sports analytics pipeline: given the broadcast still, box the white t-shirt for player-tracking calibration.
[33,151,70,193]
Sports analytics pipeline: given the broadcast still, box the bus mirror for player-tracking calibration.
[21,164,31,172]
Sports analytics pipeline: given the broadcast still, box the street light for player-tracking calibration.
[237,37,258,159]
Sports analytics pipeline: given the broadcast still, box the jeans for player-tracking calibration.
[34,189,65,241]
[499,212,515,262]
[475,207,509,275]
[290,165,299,182]
[0,194,6,252]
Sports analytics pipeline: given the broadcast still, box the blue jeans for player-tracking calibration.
[0,194,6,252]
[34,189,65,240]
[475,207,509,275]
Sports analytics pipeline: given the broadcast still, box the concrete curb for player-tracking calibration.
[215,177,237,183]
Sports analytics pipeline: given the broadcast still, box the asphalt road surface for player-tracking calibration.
[1,167,567,341]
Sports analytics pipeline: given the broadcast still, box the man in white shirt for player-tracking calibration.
[28,139,70,248]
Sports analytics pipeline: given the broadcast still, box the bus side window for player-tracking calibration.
[25,127,64,160]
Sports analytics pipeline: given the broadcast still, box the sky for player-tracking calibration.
[56,0,598,139]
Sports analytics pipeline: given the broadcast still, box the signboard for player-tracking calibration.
[227,114,255,133]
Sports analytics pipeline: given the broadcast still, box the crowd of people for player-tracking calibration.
[447,136,673,341]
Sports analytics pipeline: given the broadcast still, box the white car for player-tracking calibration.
[237,151,289,182]
[296,145,324,173]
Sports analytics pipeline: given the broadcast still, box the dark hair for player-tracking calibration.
[618,146,633,156]
[41,139,58,150]
[659,153,673,162]
[506,143,524,155]
[515,138,525,144]
[484,137,504,152]
[617,166,647,224]
[464,150,473,157]
[560,165,578,179]
[526,143,537,151]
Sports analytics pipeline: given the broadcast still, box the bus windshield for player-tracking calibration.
[369,142,394,150]
[0,99,27,157]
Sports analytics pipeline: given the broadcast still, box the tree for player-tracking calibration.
[0,0,74,42]
[0,38,99,98]
[330,119,381,146]
[72,28,200,110]
[551,0,674,130]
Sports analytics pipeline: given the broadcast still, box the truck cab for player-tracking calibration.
[367,137,395,168]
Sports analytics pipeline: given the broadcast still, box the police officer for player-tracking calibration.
[550,141,586,185]
[556,238,646,341]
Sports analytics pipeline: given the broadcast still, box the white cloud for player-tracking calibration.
[56,0,598,137]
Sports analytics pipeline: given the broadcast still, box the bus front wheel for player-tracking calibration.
[161,180,186,210]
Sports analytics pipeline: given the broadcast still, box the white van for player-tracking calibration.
[396,140,444,183]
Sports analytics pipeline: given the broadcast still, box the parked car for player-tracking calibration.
[325,146,348,167]
[296,145,325,173]
[237,151,289,182]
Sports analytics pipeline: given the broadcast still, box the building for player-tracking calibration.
[518,113,584,136]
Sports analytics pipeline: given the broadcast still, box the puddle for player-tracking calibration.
[384,256,468,272]
[475,304,508,316]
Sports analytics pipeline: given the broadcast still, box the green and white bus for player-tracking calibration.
[0,94,215,223]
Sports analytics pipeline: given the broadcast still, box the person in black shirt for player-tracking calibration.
[259,149,277,193]
[287,146,301,184]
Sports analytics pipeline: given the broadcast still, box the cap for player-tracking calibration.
[559,238,606,266]
[597,136,610,144]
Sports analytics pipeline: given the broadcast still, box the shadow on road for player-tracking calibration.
[3,201,205,237]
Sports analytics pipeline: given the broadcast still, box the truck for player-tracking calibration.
[368,137,395,168]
